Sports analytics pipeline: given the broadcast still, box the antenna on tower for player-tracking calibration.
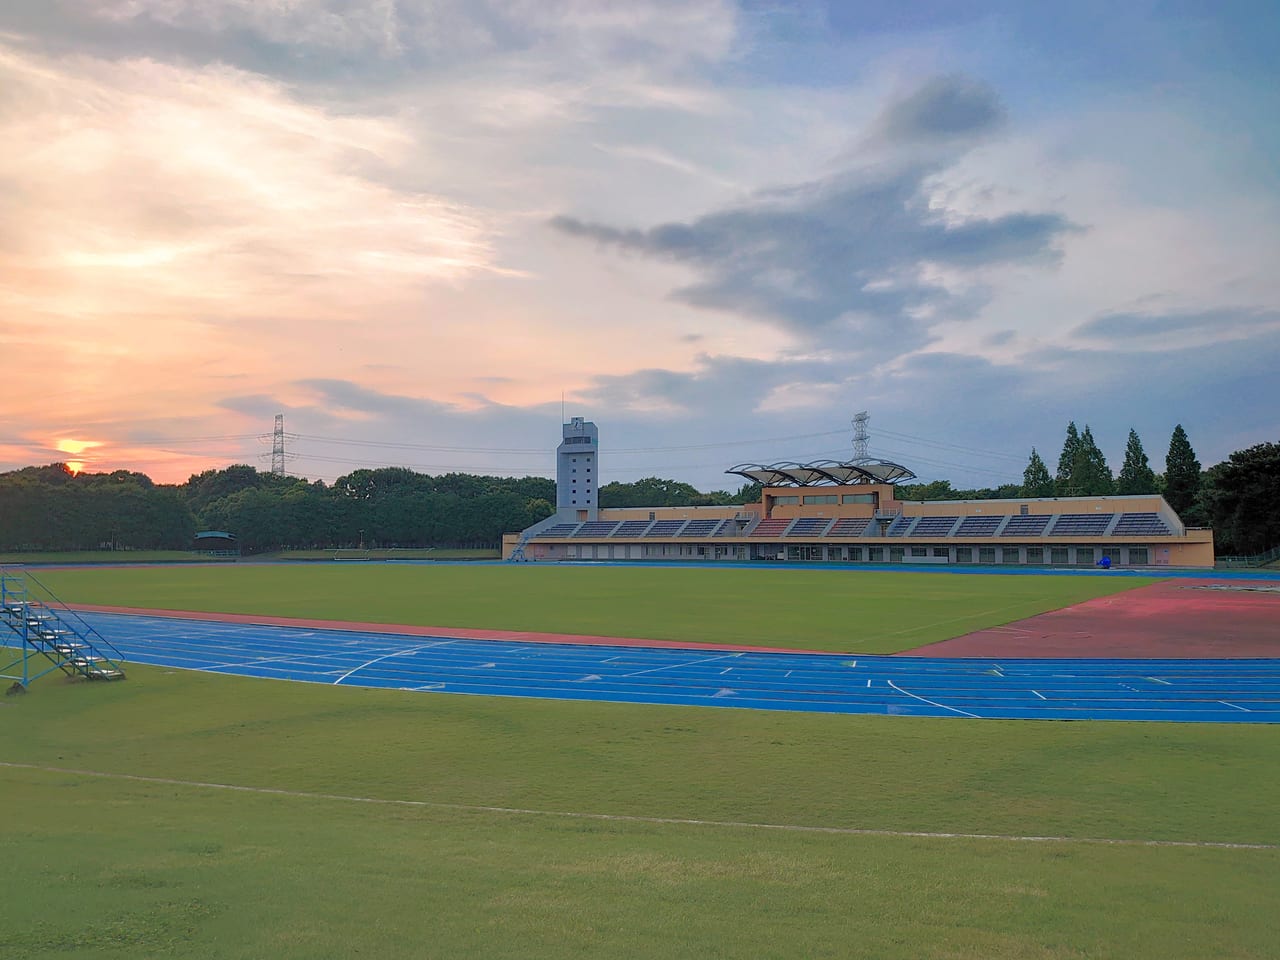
[851,411,870,460]
[271,413,286,475]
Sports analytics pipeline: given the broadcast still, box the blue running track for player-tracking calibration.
[47,611,1280,723]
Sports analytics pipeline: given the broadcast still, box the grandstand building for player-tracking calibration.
[504,420,1214,568]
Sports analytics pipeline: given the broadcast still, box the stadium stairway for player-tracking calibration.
[0,567,126,687]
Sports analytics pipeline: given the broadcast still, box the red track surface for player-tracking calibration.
[68,604,832,655]
[902,580,1280,659]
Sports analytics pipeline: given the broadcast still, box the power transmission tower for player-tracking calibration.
[851,411,870,460]
[271,414,286,475]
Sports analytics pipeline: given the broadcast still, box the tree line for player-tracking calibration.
[0,430,1274,556]
[1016,424,1278,555]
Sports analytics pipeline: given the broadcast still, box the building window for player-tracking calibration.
[1001,547,1021,564]
[773,495,799,505]
[1050,547,1068,565]
[1075,547,1094,566]
[849,547,863,561]
[842,494,875,504]
[890,547,905,561]
[955,547,973,564]
[868,546,884,561]
[1026,546,1044,564]
[979,547,996,564]
[803,494,838,505]
[910,547,928,557]
[933,547,949,558]
[1129,547,1149,565]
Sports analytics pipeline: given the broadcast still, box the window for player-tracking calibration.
[842,494,875,504]
[1001,547,1021,564]
[955,547,973,564]
[910,547,928,557]
[979,547,996,564]
[773,495,799,505]
[1129,547,1149,565]
[1026,546,1043,564]
[868,546,884,561]
[848,546,863,561]
[803,494,838,505]
[1075,547,1094,566]
[1050,547,1068,565]
[890,547,905,561]
[933,547,949,558]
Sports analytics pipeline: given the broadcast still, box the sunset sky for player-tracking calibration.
[2,1,1276,491]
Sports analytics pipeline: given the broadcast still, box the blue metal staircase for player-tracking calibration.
[1,567,126,688]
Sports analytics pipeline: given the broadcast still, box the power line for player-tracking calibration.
[286,428,849,456]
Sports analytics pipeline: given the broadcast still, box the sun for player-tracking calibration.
[53,439,102,475]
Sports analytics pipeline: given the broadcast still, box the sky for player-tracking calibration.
[1,0,1277,491]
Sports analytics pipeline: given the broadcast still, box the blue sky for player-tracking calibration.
[0,0,1275,490]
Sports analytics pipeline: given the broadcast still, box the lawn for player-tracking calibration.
[4,563,1273,958]
[1,664,1276,959]
[25,563,1155,653]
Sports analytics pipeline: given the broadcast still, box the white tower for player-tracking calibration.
[556,417,598,521]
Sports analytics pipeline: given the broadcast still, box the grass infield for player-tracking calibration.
[28,563,1154,653]
[3,564,1275,958]
[1,662,1277,959]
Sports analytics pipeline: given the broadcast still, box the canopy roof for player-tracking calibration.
[726,458,916,487]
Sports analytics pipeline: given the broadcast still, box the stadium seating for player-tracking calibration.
[1001,515,1051,536]
[750,518,792,537]
[786,517,835,537]
[884,515,912,536]
[908,516,959,537]
[1112,512,1172,536]
[827,517,871,537]
[644,520,686,537]
[954,516,1003,537]
[1048,513,1114,536]
[612,520,654,537]
[573,521,619,537]
[678,519,722,537]
[538,523,580,538]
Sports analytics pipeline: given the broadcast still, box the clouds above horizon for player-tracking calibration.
[0,1,1276,489]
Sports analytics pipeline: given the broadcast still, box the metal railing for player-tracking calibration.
[1215,544,1280,568]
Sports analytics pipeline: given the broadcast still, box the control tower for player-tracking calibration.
[556,417,598,521]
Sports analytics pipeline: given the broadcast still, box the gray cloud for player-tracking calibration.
[552,153,1075,356]
[877,74,1007,144]
[1073,306,1280,343]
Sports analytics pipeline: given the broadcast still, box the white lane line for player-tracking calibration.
[1031,690,1046,700]
[1148,677,1173,685]
[332,644,439,685]
[886,680,980,719]
[1218,701,1251,712]
[622,654,733,678]
[196,654,301,671]
[2,762,1272,851]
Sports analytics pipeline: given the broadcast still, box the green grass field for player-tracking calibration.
[0,550,229,564]
[2,564,1276,958]
[28,563,1153,653]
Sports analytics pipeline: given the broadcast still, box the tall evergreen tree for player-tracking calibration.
[1021,448,1054,497]
[1116,428,1157,494]
[1164,424,1202,518]
[1077,425,1114,496]
[1055,422,1082,495]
